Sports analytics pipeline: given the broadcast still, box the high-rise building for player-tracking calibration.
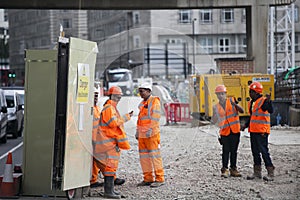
[7,9,88,85]
[7,3,300,84]
[88,9,247,79]
[88,5,299,81]
[0,9,9,70]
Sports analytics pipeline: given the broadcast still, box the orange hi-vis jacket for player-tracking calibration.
[92,105,101,142]
[248,96,271,134]
[137,96,161,138]
[93,100,131,155]
[215,97,240,136]
[91,105,101,183]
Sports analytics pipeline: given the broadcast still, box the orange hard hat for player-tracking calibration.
[215,85,227,93]
[108,86,123,95]
[249,82,263,94]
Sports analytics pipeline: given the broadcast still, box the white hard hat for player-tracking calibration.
[138,82,152,91]
[94,87,99,93]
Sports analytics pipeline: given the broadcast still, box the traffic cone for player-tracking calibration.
[0,152,14,196]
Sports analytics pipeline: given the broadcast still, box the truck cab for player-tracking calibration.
[104,68,133,96]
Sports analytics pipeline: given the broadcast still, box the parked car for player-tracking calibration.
[3,89,24,138]
[0,89,8,143]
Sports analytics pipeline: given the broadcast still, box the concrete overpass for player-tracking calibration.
[0,0,295,73]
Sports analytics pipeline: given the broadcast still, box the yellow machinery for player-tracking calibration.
[189,73,274,122]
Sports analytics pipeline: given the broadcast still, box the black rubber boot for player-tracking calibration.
[104,176,121,199]
[114,178,126,185]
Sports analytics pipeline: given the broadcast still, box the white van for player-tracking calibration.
[0,89,8,143]
[3,89,24,138]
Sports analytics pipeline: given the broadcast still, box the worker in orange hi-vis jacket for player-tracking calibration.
[242,82,275,182]
[92,86,133,199]
[212,85,244,178]
[90,88,127,189]
[136,82,165,188]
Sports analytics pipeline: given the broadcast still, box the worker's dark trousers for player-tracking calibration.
[250,133,273,167]
[221,133,240,169]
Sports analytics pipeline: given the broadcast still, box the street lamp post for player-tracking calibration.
[192,18,197,74]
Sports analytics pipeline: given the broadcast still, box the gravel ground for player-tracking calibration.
[87,120,300,200]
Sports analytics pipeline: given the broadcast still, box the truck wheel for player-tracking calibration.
[12,130,18,139]
[0,134,7,143]
[18,119,24,137]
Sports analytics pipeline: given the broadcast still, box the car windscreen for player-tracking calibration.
[5,95,15,108]
[107,72,129,82]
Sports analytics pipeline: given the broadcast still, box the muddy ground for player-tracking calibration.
[88,120,300,200]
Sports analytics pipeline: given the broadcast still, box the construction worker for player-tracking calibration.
[90,89,102,188]
[136,82,165,188]
[243,82,275,181]
[90,88,127,188]
[93,86,133,199]
[212,85,244,178]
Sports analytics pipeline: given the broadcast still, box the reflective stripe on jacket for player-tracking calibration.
[215,97,240,136]
[248,96,270,134]
[137,96,161,138]
[93,100,131,154]
[93,147,121,177]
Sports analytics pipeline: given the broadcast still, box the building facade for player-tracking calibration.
[88,4,299,80]
[0,9,9,69]
[7,9,88,85]
[7,3,300,85]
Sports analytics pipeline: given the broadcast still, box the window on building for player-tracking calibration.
[133,35,140,48]
[241,9,246,23]
[41,39,47,46]
[4,12,8,21]
[241,37,247,53]
[179,10,191,24]
[221,9,234,23]
[165,38,183,44]
[199,37,213,53]
[294,6,299,23]
[133,11,140,24]
[62,19,72,29]
[219,38,230,53]
[200,9,212,24]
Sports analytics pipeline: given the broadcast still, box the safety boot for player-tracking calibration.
[263,166,275,181]
[103,176,121,199]
[221,167,229,178]
[247,165,262,180]
[230,167,242,177]
[114,178,125,185]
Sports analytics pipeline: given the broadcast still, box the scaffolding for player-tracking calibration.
[269,3,295,75]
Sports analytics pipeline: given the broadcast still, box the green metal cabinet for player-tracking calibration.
[23,50,64,196]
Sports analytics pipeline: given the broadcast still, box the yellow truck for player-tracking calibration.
[189,73,274,124]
